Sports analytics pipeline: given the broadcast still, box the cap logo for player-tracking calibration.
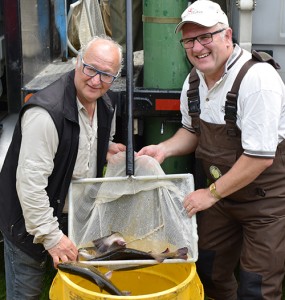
[187,7,202,15]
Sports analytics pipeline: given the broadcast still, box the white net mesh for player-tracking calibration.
[68,152,198,262]
[67,0,106,55]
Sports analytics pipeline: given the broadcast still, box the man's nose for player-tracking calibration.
[90,73,101,84]
[191,39,204,50]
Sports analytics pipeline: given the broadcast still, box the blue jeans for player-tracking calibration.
[3,235,47,300]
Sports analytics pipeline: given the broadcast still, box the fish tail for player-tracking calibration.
[177,247,188,260]
[151,253,165,263]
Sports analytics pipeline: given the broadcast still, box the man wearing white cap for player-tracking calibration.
[138,0,285,299]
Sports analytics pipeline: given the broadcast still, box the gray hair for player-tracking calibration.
[77,35,123,73]
[216,23,229,37]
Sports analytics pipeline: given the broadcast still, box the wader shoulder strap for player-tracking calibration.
[187,50,280,136]
[225,50,280,136]
[224,59,258,136]
[187,67,201,134]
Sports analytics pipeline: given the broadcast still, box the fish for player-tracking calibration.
[78,246,99,261]
[85,246,188,263]
[77,232,188,264]
[92,232,127,254]
[78,232,127,261]
[160,247,189,260]
[58,262,128,296]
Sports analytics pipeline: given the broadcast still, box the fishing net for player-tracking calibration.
[67,0,106,56]
[68,152,198,262]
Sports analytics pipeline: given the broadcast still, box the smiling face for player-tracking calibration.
[182,23,233,82]
[74,39,121,107]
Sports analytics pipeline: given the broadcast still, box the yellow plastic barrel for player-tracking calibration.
[49,263,204,300]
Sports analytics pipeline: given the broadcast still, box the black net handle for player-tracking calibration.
[126,0,134,176]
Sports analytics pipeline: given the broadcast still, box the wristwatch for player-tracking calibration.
[209,183,222,200]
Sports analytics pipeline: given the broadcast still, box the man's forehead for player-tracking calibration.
[182,23,216,35]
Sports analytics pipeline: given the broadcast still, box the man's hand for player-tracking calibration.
[47,235,78,268]
[107,143,126,161]
[136,144,166,164]
[183,188,219,217]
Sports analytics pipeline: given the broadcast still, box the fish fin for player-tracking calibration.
[177,247,188,260]
[92,237,108,253]
[151,254,165,263]
[110,230,121,235]
[161,248,170,254]
[108,242,127,252]
[122,291,132,296]
[104,270,113,280]
[77,248,97,261]
[92,233,126,254]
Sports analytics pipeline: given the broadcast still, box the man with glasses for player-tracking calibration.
[0,35,126,299]
[138,0,285,299]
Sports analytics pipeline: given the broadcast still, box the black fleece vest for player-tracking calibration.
[0,70,117,261]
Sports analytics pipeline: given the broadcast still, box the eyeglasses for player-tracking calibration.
[81,58,118,84]
[180,28,226,49]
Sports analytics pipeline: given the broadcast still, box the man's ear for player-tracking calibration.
[225,27,233,44]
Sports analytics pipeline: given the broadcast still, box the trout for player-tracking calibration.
[78,232,126,260]
[92,232,126,254]
[79,246,188,263]
[58,262,126,296]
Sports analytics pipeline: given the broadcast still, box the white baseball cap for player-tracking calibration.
[175,0,229,33]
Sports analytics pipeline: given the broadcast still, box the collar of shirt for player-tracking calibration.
[76,97,97,127]
[197,44,243,85]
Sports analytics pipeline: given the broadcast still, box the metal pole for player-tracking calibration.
[125,0,134,175]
